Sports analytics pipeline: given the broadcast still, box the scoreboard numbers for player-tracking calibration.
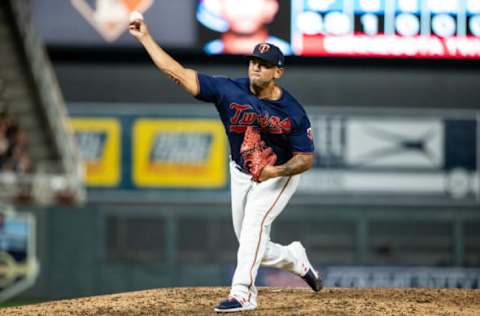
[395,13,420,36]
[294,0,480,58]
[431,14,456,37]
[361,13,379,35]
[470,15,480,36]
[324,11,352,35]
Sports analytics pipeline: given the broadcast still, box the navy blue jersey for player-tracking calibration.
[195,73,314,169]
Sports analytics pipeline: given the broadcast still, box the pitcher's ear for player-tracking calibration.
[274,67,284,79]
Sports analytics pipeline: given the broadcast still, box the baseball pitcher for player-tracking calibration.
[129,12,322,313]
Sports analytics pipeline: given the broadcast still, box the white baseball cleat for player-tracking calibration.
[289,241,323,292]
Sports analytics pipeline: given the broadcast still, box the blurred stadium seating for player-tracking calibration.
[0,0,84,205]
[0,112,32,174]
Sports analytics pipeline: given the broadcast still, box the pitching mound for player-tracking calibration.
[2,287,479,315]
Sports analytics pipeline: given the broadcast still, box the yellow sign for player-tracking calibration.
[133,119,227,188]
[70,118,121,186]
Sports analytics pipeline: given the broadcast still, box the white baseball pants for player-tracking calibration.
[228,160,303,306]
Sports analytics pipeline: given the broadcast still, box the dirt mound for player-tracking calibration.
[2,287,479,315]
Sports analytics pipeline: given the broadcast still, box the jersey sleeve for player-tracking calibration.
[194,73,227,103]
[289,115,315,154]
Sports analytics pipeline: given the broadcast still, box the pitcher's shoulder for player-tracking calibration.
[281,89,307,112]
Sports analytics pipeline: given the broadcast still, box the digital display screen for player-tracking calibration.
[197,0,292,55]
[292,0,480,58]
[31,0,480,59]
[31,0,197,48]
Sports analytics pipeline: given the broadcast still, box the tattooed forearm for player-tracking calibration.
[275,154,313,177]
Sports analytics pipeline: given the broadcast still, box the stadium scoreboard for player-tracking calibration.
[293,0,480,58]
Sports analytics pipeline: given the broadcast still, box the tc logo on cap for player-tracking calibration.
[258,43,270,54]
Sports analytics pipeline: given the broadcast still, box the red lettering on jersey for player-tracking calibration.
[229,125,247,133]
[269,116,280,127]
[239,112,257,125]
[268,116,281,134]
[266,116,292,134]
[279,118,292,131]
[257,112,269,128]
[228,108,292,134]
[230,103,252,124]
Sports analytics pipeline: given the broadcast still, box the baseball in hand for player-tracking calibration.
[129,11,144,23]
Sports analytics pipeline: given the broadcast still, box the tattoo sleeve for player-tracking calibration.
[275,154,313,177]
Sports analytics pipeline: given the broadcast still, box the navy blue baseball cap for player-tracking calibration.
[247,43,285,68]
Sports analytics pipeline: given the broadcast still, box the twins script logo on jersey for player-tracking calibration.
[71,0,153,42]
[229,103,292,134]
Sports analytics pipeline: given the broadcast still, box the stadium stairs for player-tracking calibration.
[0,0,84,204]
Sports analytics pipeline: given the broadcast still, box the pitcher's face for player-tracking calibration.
[248,58,282,87]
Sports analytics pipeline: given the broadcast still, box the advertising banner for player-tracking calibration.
[70,118,121,187]
[298,114,479,203]
[132,119,227,188]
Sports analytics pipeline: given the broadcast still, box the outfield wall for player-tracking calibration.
[14,103,480,300]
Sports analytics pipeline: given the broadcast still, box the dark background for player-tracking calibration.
[50,53,480,109]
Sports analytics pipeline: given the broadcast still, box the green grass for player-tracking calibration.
[0,300,44,308]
